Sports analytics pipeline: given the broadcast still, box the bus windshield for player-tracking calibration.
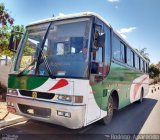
[13,18,91,78]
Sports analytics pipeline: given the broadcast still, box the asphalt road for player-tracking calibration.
[1,85,160,140]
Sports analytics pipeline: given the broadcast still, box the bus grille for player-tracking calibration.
[19,90,55,100]
[18,104,51,118]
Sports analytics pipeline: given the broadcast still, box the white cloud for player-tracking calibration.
[117,27,136,39]
[107,0,119,3]
[58,12,65,16]
[118,27,136,34]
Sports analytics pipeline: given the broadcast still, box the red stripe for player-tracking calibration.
[48,79,69,91]
[133,77,147,99]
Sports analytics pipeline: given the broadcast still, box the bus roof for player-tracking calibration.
[27,12,149,63]
[27,12,111,27]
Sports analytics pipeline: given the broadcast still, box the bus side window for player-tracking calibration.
[90,26,105,85]
[91,48,102,74]
[91,30,103,74]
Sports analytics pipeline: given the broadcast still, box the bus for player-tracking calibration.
[7,12,149,129]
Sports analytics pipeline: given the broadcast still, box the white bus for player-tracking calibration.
[7,12,149,129]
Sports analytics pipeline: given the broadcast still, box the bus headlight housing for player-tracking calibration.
[57,95,72,102]
[8,89,18,96]
[57,95,83,103]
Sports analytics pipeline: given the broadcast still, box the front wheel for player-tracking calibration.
[101,96,114,125]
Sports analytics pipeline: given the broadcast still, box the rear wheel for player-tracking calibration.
[101,96,114,124]
[139,89,144,103]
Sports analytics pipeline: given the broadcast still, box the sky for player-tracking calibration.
[1,0,160,64]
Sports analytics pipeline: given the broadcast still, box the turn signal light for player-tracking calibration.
[8,89,18,96]
[74,96,83,103]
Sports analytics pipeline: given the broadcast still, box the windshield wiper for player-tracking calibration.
[35,22,55,79]
[17,22,55,78]
[37,48,56,79]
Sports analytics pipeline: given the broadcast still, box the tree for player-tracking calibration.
[0,25,25,57]
[149,64,160,79]
[0,2,14,64]
[0,3,14,25]
[0,25,13,57]
[135,48,150,62]
[0,3,25,65]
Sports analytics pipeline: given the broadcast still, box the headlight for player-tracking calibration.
[57,95,72,102]
[8,89,18,96]
[57,95,83,103]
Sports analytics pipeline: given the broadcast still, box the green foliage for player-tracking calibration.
[0,3,14,25]
[0,24,25,57]
[149,64,160,78]
[23,42,36,55]
[0,3,25,57]
[0,25,13,56]
[135,48,150,62]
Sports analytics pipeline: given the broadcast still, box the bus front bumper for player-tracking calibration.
[6,96,86,129]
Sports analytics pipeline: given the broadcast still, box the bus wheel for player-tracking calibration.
[101,96,114,125]
[139,89,144,103]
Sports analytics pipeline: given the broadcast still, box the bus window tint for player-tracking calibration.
[39,19,91,78]
[138,57,140,70]
[131,51,134,67]
[135,54,138,69]
[113,36,120,60]
[104,25,111,67]
[96,48,103,62]
[120,43,125,63]
[127,47,131,65]
[141,59,144,71]
[143,60,145,72]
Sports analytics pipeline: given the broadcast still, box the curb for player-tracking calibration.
[0,116,28,128]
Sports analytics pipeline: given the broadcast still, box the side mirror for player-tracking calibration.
[92,33,105,51]
[8,31,23,52]
[97,33,105,48]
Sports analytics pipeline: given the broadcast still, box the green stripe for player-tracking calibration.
[8,75,48,90]
[92,62,143,111]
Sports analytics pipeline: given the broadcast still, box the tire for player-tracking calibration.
[139,89,144,103]
[101,96,114,125]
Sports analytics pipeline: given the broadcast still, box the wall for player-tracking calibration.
[0,64,10,86]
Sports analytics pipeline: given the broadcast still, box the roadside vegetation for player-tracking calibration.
[136,48,160,84]
[0,3,24,100]
[149,63,160,84]
[0,3,24,63]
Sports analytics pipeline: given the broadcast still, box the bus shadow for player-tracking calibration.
[87,98,158,134]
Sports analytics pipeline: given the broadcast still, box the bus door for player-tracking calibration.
[87,23,106,123]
